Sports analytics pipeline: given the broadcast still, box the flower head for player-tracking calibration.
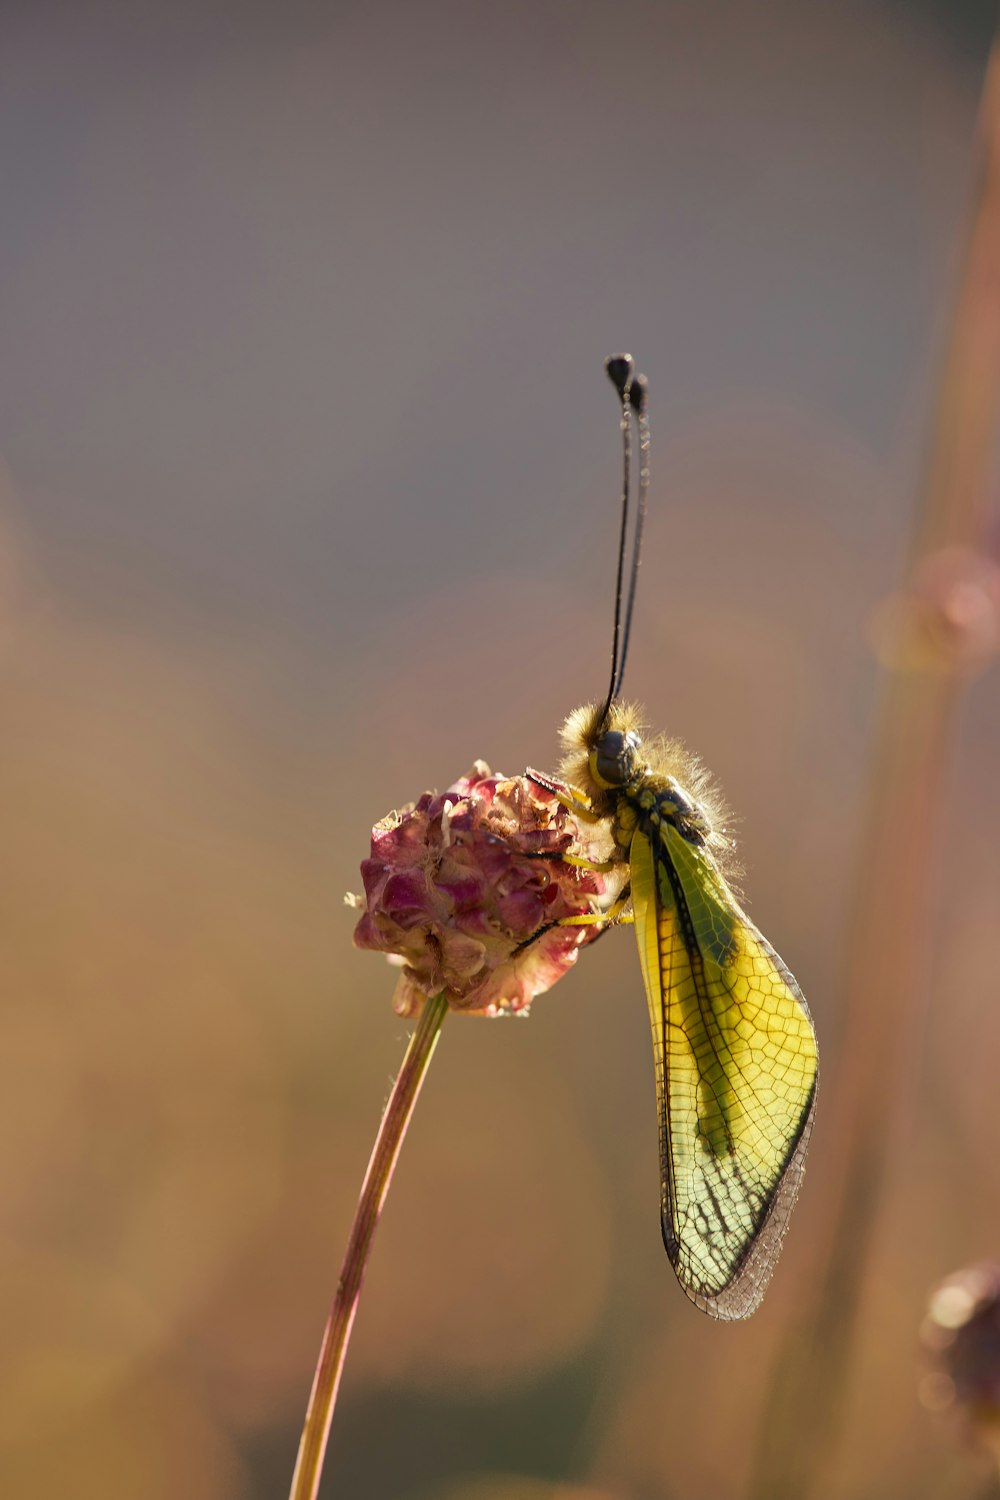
[351,761,616,1017]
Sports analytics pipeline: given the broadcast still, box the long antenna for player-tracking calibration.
[596,353,636,730]
[596,353,649,730]
[615,371,649,699]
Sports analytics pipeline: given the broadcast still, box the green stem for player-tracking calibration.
[288,991,448,1500]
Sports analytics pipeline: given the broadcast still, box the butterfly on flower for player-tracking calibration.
[530,355,819,1319]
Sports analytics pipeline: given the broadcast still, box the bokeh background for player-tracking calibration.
[3,2,1000,1497]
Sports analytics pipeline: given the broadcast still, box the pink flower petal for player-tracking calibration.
[353,762,615,1017]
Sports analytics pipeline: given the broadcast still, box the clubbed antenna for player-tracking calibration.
[596,354,650,731]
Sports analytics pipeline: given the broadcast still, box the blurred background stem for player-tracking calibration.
[288,992,448,1500]
[749,30,1000,1500]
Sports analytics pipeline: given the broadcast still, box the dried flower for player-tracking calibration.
[919,1262,1000,1455]
[350,761,617,1017]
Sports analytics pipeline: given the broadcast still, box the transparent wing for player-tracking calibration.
[629,825,818,1319]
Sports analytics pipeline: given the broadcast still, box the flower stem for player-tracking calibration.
[288,991,449,1500]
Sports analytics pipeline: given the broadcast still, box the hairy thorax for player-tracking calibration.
[557,700,730,865]
[610,774,712,854]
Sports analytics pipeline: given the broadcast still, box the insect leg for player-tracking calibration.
[525,769,604,824]
[521,848,618,873]
[559,908,634,927]
[511,891,634,957]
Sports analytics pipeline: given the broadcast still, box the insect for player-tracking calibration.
[533,355,819,1319]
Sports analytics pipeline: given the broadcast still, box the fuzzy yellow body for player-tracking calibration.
[559,702,818,1320]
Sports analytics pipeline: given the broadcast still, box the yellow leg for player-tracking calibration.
[557,899,634,928]
[556,796,604,825]
[520,846,618,873]
[526,771,604,824]
[555,852,617,873]
[512,895,632,958]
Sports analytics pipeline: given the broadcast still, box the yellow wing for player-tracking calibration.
[629,823,818,1319]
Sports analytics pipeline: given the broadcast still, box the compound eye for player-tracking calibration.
[594,729,639,786]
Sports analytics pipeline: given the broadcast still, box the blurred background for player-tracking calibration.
[2,1,1000,1497]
